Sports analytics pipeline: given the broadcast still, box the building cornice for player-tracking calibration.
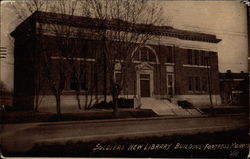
[11,11,222,44]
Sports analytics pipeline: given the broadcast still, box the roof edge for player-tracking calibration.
[12,11,222,43]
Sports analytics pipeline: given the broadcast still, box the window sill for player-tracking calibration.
[62,90,88,95]
[187,91,208,94]
[164,62,175,65]
[183,64,210,68]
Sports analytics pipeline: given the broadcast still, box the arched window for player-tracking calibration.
[133,46,157,62]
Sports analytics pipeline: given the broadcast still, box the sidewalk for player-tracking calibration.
[1,104,248,124]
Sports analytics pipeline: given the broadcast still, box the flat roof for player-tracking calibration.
[11,11,221,43]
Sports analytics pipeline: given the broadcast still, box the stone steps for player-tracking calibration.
[140,98,201,116]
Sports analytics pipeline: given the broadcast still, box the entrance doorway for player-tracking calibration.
[140,74,150,97]
[136,62,154,98]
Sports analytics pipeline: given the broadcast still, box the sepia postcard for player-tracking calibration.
[0,0,249,158]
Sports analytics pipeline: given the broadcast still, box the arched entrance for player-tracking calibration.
[133,45,158,98]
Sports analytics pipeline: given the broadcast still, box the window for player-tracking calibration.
[195,77,200,91]
[70,74,78,90]
[187,49,193,65]
[141,47,156,62]
[81,74,88,90]
[202,77,207,91]
[148,52,155,62]
[188,76,207,92]
[186,49,207,66]
[133,47,156,62]
[70,72,87,91]
[133,50,140,61]
[114,72,121,84]
[141,51,149,61]
[200,51,205,66]
[194,50,199,65]
[188,77,194,91]
[166,47,174,63]
[167,74,174,95]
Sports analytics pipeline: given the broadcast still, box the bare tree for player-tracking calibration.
[35,0,96,114]
[86,0,164,113]
[11,0,164,114]
[69,40,101,110]
[11,0,91,114]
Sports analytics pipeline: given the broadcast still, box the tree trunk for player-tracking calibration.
[102,34,107,103]
[85,90,89,109]
[76,91,82,110]
[113,95,118,115]
[103,50,107,103]
[34,68,41,112]
[111,79,119,116]
[55,94,61,115]
[34,95,39,112]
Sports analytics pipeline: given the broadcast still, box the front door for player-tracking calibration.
[140,74,150,97]
[167,73,174,96]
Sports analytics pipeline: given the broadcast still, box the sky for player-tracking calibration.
[161,1,248,73]
[0,0,249,91]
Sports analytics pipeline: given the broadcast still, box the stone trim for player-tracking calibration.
[183,64,211,68]
[50,56,96,62]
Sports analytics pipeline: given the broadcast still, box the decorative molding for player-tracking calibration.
[135,62,154,71]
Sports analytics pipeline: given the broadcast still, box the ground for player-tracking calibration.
[1,112,249,158]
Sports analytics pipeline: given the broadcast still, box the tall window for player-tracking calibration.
[188,76,207,92]
[187,49,193,65]
[194,50,199,65]
[201,77,207,91]
[70,73,78,90]
[114,72,121,84]
[166,46,174,63]
[200,51,205,66]
[188,77,194,91]
[70,72,87,91]
[141,51,149,61]
[187,49,207,66]
[148,52,155,62]
[133,51,140,61]
[81,75,87,90]
[195,77,200,91]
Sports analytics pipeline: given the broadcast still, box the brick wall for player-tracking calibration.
[13,33,221,110]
